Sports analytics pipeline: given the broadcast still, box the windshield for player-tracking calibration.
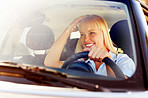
[0,0,136,80]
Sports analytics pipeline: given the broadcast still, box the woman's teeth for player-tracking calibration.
[86,44,94,47]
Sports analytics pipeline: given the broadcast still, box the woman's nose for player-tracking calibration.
[84,35,90,42]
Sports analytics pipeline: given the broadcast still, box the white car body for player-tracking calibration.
[0,81,148,98]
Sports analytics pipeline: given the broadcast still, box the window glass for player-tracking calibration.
[0,0,136,79]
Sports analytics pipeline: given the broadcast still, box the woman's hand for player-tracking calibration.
[65,15,86,34]
[44,15,86,68]
[84,46,112,63]
[83,46,115,77]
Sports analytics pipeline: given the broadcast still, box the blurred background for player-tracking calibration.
[141,0,148,5]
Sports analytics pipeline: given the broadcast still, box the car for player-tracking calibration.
[0,0,147,97]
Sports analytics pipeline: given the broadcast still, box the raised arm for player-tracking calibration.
[44,16,86,68]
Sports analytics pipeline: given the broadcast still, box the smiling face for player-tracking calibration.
[75,15,117,54]
[79,19,107,51]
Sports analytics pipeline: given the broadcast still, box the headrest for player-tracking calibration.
[110,20,133,59]
[60,39,78,61]
[26,25,55,50]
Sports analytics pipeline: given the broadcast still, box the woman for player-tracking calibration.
[44,15,135,78]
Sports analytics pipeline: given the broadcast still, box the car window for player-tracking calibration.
[0,0,136,79]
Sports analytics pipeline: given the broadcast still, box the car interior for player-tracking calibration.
[0,0,136,79]
[60,20,134,61]
[18,24,55,66]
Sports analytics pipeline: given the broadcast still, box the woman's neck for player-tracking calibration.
[95,61,103,71]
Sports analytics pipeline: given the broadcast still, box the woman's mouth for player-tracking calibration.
[85,43,95,48]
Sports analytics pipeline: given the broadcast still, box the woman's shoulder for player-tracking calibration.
[110,51,136,77]
[109,51,134,64]
[117,53,133,62]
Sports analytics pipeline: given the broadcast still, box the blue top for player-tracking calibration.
[85,51,136,77]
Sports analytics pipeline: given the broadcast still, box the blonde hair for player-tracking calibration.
[75,15,118,54]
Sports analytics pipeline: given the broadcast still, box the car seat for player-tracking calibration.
[60,38,79,61]
[20,24,55,66]
[110,20,134,60]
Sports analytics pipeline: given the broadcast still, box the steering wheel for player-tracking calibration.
[62,51,125,79]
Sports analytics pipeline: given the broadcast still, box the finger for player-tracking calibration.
[83,48,90,52]
[95,50,103,63]
[95,48,107,63]
[88,46,97,57]
[96,48,103,59]
[97,49,109,59]
[73,16,86,24]
[77,15,87,21]
[92,48,100,59]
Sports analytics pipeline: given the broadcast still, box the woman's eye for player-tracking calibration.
[80,33,84,37]
[90,32,95,35]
